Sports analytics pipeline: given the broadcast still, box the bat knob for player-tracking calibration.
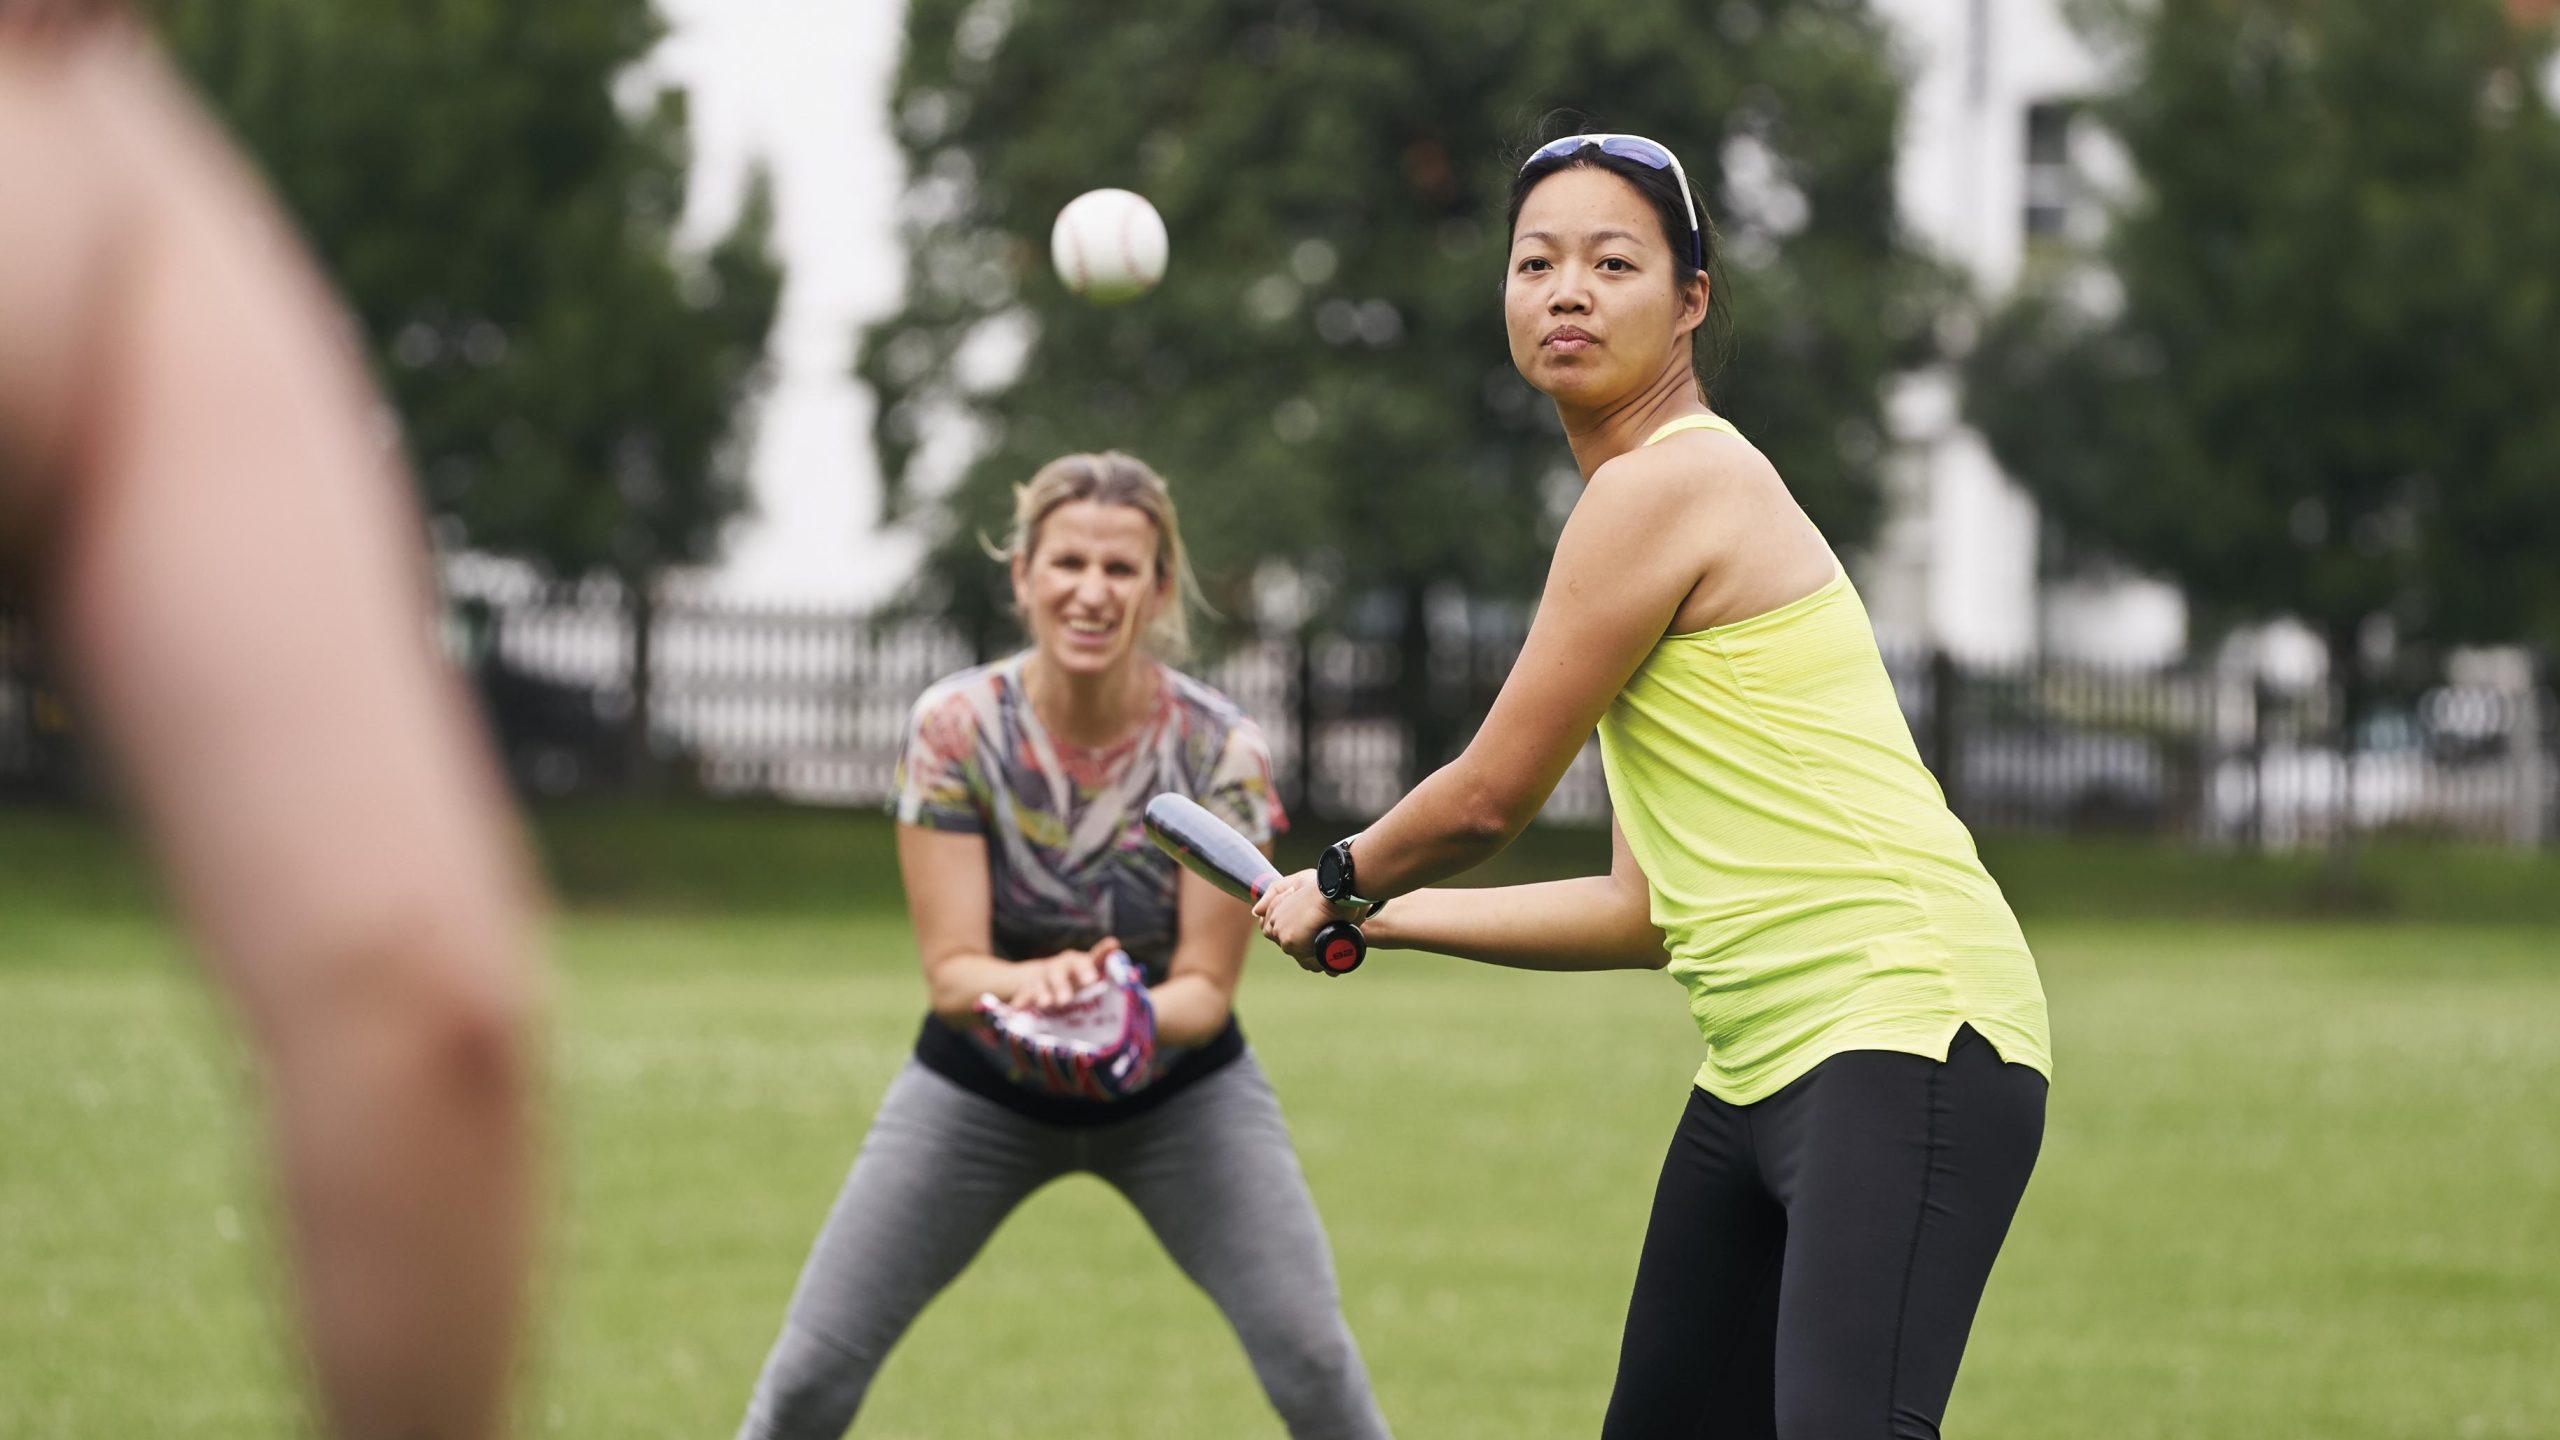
[1312,921,1365,977]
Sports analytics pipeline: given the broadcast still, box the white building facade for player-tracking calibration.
[1857,0,2188,666]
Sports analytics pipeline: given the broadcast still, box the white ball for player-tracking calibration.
[1050,188,1169,304]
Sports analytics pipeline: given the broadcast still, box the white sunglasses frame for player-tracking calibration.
[1521,132,1704,269]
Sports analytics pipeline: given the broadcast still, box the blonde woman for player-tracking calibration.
[736,453,1391,1439]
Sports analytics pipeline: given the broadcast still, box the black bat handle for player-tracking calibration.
[1310,918,1365,976]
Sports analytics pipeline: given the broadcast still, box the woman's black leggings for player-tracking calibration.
[1601,1025,2047,1440]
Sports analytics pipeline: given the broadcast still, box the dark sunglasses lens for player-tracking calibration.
[1524,135,1675,172]
[1596,137,1675,171]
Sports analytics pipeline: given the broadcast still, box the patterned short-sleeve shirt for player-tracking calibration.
[894,652,1287,978]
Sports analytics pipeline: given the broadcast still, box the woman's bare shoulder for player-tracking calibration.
[1581,424,1789,546]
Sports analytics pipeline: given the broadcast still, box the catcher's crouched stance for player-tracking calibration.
[734,452,1393,1440]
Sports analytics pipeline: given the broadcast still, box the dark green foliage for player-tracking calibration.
[1967,0,2560,651]
[861,0,1947,651]
[147,0,783,582]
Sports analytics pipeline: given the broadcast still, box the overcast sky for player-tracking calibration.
[650,0,918,606]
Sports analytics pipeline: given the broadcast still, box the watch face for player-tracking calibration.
[1317,842,1348,897]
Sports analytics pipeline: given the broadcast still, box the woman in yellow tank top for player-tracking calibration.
[1254,135,2051,1438]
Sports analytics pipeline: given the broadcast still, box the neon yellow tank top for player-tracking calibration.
[1597,414,2051,1103]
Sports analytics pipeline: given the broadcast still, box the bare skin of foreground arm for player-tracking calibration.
[902,822,1254,1045]
[1,26,540,1440]
[1362,815,1668,972]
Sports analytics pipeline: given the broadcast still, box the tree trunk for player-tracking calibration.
[625,570,661,791]
[1393,578,1448,795]
[2320,617,2367,903]
[1928,648,1966,819]
[2514,647,2551,850]
[967,602,1002,666]
[2250,674,2275,852]
[1293,626,1322,826]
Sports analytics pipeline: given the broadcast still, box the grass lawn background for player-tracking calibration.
[2,802,2554,1438]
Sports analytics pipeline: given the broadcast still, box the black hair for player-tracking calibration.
[1504,128,1735,398]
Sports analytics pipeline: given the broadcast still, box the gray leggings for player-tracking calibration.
[736,1054,1393,1440]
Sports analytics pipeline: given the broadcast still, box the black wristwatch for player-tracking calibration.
[1316,835,1386,916]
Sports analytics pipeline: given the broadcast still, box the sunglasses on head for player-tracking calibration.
[1521,133,1704,269]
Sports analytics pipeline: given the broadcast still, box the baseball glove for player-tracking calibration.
[971,949,1160,1100]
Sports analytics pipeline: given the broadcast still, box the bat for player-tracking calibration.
[1142,793,1366,976]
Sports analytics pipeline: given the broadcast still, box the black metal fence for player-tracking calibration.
[1896,648,2556,848]
[6,594,2554,850]
[432,590,2560,849]
[0,613,75,798]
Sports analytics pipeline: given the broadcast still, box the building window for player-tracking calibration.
[2023,101,2078,241]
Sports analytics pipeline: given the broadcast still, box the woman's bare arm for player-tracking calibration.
[1149,864,1255,1046]
[900,823,1051,1024]
[1255,444,1711,958]
[1364,815,1666,970]
[1334,444,1709,893]
[3,30,539,1440]
[903,820,1253,1043]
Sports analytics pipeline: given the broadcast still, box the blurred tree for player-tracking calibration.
[861,0,1945,783]
[1967,0,2560,839]
[148,1,783,769]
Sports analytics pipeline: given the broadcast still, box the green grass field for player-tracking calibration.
[3,803,2556,1438]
